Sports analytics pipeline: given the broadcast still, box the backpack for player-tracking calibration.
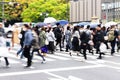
[80,31,90,43]
[31,34,37,46]
[108,30,115,41]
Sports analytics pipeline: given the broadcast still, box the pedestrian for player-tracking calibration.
[107,25,119,55]
[71,26,80,56]
[17,27,25,59]
[65,26,72,53]
[46,27,56,54]
[54,23,63,51]
[94,25,105,59]
[12,24,20,47]
[23,24,33,68]
[0,32,10,67]
[80,26,91,60]
[31,28,46,63]
[39,27,47,56]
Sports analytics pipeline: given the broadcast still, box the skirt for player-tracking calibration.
[72,37,80,51]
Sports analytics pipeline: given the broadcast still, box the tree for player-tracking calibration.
[21,0,69,22]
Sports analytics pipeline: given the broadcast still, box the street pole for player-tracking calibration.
[66,0,69,21]
[2,0,5,27]
[113,0,115,21]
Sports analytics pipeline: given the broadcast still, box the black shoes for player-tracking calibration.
[69,52,72,56]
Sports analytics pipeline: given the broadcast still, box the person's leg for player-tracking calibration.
[96,42,100,54]
[4,57,9,66]
[37,49,45,61]
[83,44,87,60]
[24,46,32,67]
[110,41,116,55]
[17,47,23,55]
[66,43,69,52]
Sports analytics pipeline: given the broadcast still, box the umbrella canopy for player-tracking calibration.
[56,20,69,26]
[35,22,47,27]
[89,23,100,28]
[78,22,90,26]
[105,21,117,28]
[44,17,57,24]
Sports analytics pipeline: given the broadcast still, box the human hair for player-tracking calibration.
[67,26,70,30]
[87,25,90,29]
[41,27,45,31]
[110,25,115,29]
[24,24,31,29]
[73,26,78,34]
[48,27,52,32]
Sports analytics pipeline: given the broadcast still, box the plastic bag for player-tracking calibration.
[100,42,107,53]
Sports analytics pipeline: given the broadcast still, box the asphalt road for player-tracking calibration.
[0,45,120,80]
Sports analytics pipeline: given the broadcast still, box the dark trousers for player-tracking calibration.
[49,41,55,53]
[23,46,32,67]
[81,43,88,60]
[110,40,116,55]
[96,41,101,54]
[56,39,62,50]
[31,48,45,61]
[4,57,9,66]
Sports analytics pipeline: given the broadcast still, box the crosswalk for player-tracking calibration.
[0,48,120,65]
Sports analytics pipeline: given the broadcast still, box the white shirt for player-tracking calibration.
[46,31,56,42]
[72,31,80,39]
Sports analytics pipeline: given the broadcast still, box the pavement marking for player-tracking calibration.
[34,55,55,61]
[0,58,19,64]
[0,65,105,77]
[68,76,83,80]
[47,54,70,60]
[46,72,68,80]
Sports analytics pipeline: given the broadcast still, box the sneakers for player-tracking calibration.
[6,65,10,68]
[69,52,72,56]
[41,60,46,64]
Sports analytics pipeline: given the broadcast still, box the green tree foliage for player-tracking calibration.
[0,0,69,24]
[21,0,69,22]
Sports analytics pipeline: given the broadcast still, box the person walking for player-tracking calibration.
[80,26,91,60]
[0,32,10,67]
[17,27,25,59]
[23,24,33,68]
[39,27,48,56]
[94,25,105,59]
[46,27,56,54]
[71,26,80,56]
[31,28,46,63]
[107,25,118,55]
[54,23,63,51]
[65,26,72,53]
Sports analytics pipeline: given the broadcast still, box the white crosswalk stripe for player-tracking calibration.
[1,48,120,65]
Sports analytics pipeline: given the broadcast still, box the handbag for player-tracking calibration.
[45,39,49,45]
[104,36,108,41]
[100,42,107,53]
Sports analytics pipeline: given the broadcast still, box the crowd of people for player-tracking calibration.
[0,22,120,68]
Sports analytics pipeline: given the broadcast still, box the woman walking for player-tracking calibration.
[31,28,46,63]
[0,32,10,67]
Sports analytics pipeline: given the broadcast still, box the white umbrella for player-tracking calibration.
[44,17,57,24]
[105,21,117,28]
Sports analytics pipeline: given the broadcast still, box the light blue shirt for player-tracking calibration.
[23,29,33,46]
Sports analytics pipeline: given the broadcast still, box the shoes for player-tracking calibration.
[6,65,10,68]
[41,60,46,64]
[60,49,64,51]
[69,52,72,56]
[97,57,102,59]
[65,50,69,52]
[77,53,80,56]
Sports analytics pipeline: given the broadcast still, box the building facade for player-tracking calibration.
[70,0,120,23]
[102,0,120,22]
[70,0,102,23]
